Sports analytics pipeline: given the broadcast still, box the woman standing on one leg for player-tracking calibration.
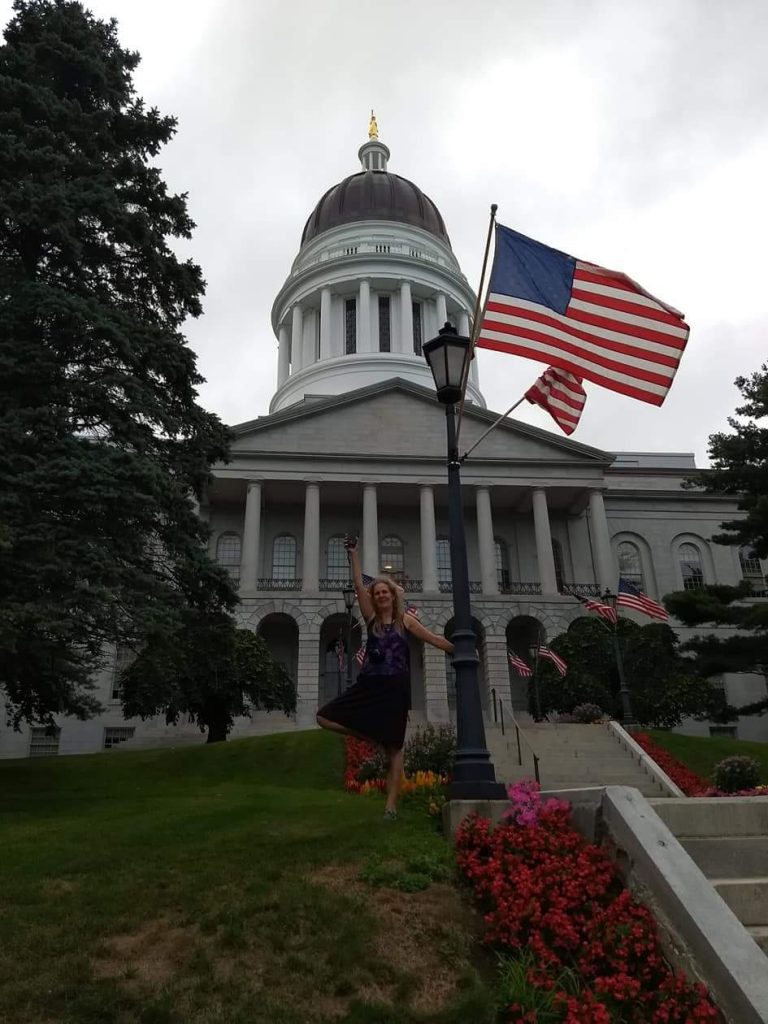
[316,536,454,819]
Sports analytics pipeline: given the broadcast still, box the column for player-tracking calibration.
[458,310,470,336]
[291,303,303,372]
[277,324,290,387]
[399,280,414,354]
[302,309,316,368]
[302,482,320,592]
[319,287,332,360]
[424,642,450,723]
[532,488,558,596]
[362,483,378,576]
[419,485,438,592]
[358,280,372,352]
[435,292,448,328]
[239,481,262,591]
[589,489,615,593]
[295,626,321,728]
[476,486,498,595]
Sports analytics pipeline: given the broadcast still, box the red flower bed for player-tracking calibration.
[631,732,710,795]
[343,736,384,792]
[456,805,719,1022]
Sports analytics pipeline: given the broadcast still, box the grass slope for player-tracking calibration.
[649,730,768,784]
[0,732,495,1024]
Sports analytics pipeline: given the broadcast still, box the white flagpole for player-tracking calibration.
[460,394,526,463]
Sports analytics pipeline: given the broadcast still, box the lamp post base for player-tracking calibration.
[448,779,508,801]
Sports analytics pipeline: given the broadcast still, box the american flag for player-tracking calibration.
[355,645,366,667]
[405,604,421,619]
[576,593,618,625]
[334,635,345,670]
[508,651,533,677]
[538,645,567,677]
[525,366,586,435]
[477,224,689,407]
[617,578,669,621]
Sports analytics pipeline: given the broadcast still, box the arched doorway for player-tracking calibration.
[318,614,364,706]
[506,615,545,714]
[443,617,487,716]
[257,613,299,687]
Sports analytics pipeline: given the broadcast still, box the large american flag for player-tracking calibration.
[617,578,669,621]
[538,645,567,677]
[477,224,689,407]
[508,651,533,677]
[525,366,586,435]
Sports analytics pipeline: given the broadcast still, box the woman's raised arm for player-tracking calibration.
[346,536,374,621]
[403,613,454,653]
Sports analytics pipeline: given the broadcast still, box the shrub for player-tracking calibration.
[404,723,456,776]
[572,703,603,723]
[355,750,386,783]
[713,755,761,793]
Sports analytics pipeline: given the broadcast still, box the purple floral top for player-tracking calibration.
[360,623,410,676]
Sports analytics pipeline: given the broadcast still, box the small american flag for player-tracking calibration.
[538,645,567,677]
[617,578,669,621]
[576,593,618,625]
[525,366,586,435]
[334,635,345,670]
[477,224,689,407]
[355,646,366,667]
[361,573,374,587]
[508,651,533,677]
[405,604,421,619]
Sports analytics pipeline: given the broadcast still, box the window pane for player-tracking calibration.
[216,532,241,585]
[618,541,644,590]
[552,539,565,591]
[436,537,452,584]
[104,727,135,750]
[378,296,390,352]
[679,543,704,589]
[380,535,404,579]
[112,644,133,700]
[345,299,356,354]
[326,536,348,579]
[412,302,422,355]
[739,545,762,578]
[29,727,60,757]
[272,535,297,579]
[495,539,509,588]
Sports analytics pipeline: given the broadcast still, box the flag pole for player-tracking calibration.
[605,589,638,728]
[460,394,526,463]
[456,203,497,448]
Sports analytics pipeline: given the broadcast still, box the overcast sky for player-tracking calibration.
[4,0,767,463]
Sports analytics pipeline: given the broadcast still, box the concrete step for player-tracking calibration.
[650,798,768,838]
[712,878,768,926]
[680,837,768,879]
[748,926,768,954]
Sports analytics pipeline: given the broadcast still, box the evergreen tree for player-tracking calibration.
[120,619,297,743]
[664,364,768,713]
[0,1,236,728]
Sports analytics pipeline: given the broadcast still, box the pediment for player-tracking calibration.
[229,379,612,466]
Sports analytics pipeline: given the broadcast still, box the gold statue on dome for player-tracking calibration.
[368,110,378,139]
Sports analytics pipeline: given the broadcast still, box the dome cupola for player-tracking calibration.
[268,117,484,413]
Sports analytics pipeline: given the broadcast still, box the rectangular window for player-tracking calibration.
[29,727,61,757]
[412,301,422,355]
[104,727,135,750]
[345,299,356,354]
[378,296,391,352]
[112,644,133,701]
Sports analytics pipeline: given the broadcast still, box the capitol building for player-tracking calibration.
[2,122,766,758]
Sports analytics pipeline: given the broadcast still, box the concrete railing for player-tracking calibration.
[607,720,685,797]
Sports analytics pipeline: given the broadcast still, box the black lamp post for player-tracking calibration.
[343,584,356,690]
[423,323,506,800]
[601,588,638,728]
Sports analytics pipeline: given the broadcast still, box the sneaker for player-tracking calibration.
[383,808,398,822]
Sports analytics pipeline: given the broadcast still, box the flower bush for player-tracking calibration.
[630,732,710,795]
[343,737,447,812]
[457,787,720,1022]
[572,702,604,723]
[713,754,761,793]
[404,722,456,776]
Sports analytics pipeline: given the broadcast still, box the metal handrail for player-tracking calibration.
[498,699,540,784]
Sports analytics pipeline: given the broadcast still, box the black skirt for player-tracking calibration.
[318,671,410,750]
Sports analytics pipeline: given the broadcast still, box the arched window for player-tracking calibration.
[495,538,509,590]
[617,541,644,590]
[380,535,404,580]
[216,533,241,582]
[739,545,762,580]
[679,542,704,590]
[552,539,565,592]
[272,534,297,580]
[436,537,451,589]
[326,536,347,580]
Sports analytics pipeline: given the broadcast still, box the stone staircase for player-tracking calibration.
[651,797,768,956]
[485,719,668,797]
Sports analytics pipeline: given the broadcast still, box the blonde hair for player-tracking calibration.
[367,575,405,635]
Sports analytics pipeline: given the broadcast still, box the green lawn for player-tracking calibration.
[0,732,495,1024]
[649,730,768,784]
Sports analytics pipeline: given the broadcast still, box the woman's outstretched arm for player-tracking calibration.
[403,613,454,653]
[347,536,374,621]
